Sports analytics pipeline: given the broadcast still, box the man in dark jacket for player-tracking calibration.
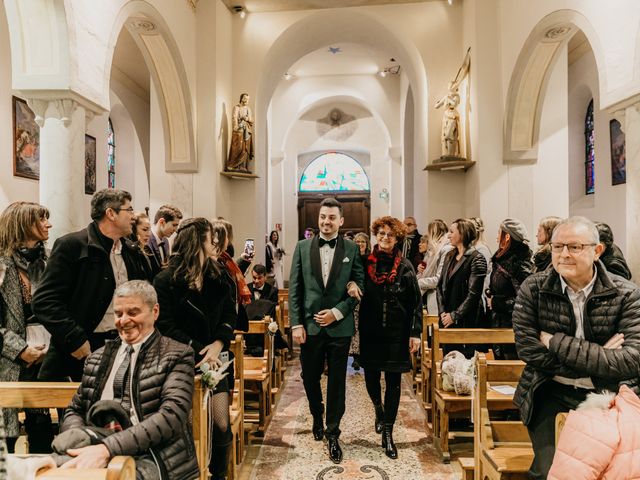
[402,217,422,269]
[33,189,149,381]
[513,216,640,480]
[58,280,199,480]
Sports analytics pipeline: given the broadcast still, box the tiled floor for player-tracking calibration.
[239,358,461,480]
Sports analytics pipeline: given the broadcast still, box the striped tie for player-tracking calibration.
[113,345,135,402]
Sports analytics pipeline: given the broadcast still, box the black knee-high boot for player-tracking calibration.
[210,442,232,480]
[382,424,398,459]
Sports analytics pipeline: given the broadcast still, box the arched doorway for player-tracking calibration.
[297,152,371,239]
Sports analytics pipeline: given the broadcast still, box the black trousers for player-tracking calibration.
[300,331,351,438]
[527,381,590,480]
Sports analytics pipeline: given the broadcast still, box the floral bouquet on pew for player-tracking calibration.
[199,359,234,390]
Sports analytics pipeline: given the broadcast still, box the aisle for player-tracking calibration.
[248,360,457,480]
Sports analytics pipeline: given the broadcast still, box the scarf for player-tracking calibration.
[13,242,47,294]
[367,245,402,285]
[219,251,252,305]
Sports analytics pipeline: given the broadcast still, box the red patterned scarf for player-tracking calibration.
[367,245,402,285]
[219,251,252,305]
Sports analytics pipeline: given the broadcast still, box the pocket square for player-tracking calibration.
[342,257,350,263]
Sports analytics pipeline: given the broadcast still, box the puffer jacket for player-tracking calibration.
[513,261,640,425]
[549,385,640,480]
[61,330,199,480]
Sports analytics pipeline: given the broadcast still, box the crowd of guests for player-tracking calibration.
[1,189,639,479]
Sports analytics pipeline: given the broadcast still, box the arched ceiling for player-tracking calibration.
[221,0,443,13]
[288,42,398,77]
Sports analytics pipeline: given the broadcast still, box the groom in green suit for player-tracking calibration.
[289,197,364,464]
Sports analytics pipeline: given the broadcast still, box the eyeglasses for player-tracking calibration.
[550,243,597,254]
[376,231,396,239]
[114,206,134,214]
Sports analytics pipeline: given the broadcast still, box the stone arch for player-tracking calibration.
[280,94,393,152]
[255,9,429,176]
[504,9,607,163]
[3,0,71,92]
[104,1,196,172]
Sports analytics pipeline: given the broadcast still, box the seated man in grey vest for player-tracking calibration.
[57,280,199,480]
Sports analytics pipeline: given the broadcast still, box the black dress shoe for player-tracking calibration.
[327,437,343,464]
[312,418,324,441]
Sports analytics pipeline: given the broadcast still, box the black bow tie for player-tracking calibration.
[319,238,337,249]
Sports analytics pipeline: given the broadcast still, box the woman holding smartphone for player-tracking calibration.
[154,217,236,480]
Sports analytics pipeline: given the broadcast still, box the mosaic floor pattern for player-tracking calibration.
[249,360,458,480]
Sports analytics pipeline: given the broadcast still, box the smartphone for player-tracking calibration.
[243,238,255,257]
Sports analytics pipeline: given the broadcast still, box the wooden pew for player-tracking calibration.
[420,312,440,422]
[272,304,288,403]
[278,289,292,358]
[229,333,245,478]
[0,376,211,480]
[241,318,275,433]
[430,325,516,463]
[473,353,532,480]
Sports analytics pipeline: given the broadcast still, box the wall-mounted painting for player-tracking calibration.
[12,96,40,180]
[610,119,626,186]
[85,134,97,195]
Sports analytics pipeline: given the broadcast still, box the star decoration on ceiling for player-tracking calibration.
[328,46,342,54]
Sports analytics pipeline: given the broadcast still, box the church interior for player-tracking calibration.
[1,0,639,479]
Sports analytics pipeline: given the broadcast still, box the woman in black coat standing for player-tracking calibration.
[486,218,532,359]
[437,218,488,357]
[358,216,422,459]
[153,217,236,480]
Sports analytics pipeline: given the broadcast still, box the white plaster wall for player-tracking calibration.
[498,0,640,110]
[0,5,39,210]
[568,49,627,253]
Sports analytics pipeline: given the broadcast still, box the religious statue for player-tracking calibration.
[226,93,254,173]
[435,84,461,157]
[434,48,470,160]
[316,107,357,141]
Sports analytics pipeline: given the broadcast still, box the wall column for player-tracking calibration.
[27,98,87,242]
[621,104,640,279]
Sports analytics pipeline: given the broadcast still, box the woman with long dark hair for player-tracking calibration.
[486,218,532,359]
[0,202,54,452]
[436,218,488,357]
[154,218,236,479]
[359,217,422,459]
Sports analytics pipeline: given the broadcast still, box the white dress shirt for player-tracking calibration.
[94,239,128,333]
[101,331,154,424]
[553,270,597,390]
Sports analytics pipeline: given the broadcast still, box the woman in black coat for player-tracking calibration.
[437,218,488,357]
[486,218,532,359]
[359,216,422,460]
[153,217,236,480]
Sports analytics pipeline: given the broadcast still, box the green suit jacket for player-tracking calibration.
[288,235,365,337]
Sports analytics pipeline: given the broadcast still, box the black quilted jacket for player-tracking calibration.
[61,331,199,480]
[513,261,640,425]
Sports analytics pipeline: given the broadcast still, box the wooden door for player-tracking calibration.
[297,192,371,240]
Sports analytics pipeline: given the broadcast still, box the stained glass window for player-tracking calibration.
[299,152,370,192]
[107,118,116,188]
[585,100,595,195]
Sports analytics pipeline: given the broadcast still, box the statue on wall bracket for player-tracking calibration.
[226,93,254,173]
[434,47,470,164]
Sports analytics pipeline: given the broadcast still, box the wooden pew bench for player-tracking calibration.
[35,456,135,479]
[229,333,245,478]
[420,312,439,422]
[473,353,532,480]
[240,318,275,434]
[431,325,517,463]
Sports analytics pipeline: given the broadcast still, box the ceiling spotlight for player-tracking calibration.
[447,0,453,5]
[283,73,292,80]
[233,5,246,18]
[378,70,387,77]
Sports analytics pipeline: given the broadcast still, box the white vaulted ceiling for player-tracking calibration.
[288,43,397,77]
[221,0,442,13]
